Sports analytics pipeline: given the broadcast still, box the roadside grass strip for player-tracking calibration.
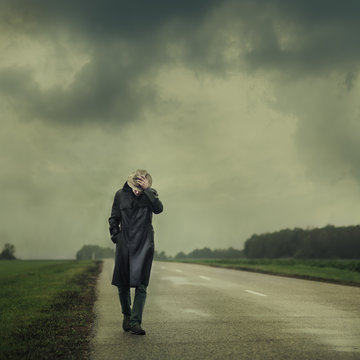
[0,260,102,359]
[169,259,360,286]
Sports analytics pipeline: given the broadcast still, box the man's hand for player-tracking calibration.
[136,175,149,190]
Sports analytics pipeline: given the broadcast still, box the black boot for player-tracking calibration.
[122,316,131,332]
[130,323,146,335]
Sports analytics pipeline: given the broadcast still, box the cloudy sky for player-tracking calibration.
[1,0,360,259]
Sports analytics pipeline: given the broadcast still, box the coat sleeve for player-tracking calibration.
[144,188,163,214]
[108,191,121,243]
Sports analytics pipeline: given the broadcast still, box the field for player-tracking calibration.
[0,260,102,360]
[171,259,360,286]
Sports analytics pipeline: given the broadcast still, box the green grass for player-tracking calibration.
[0,259,102,359]
[170,259,360,286]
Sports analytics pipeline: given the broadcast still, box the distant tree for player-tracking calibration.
[188,247,213,259]
[154,251,168,260]
[76,245,114,260]
[174,251,187,259]
[0,243,16,260]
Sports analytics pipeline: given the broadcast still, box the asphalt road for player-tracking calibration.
[90,259,360,360]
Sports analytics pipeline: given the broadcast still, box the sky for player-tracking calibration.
[1,0,360,259]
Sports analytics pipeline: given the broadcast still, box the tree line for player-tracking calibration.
[75,245,244,261]
[154,247,244,260]
[244,225,360,259]
[76,223,360,260]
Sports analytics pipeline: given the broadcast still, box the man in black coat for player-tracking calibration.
[108,169,163,335]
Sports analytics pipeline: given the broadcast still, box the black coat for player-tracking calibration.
[108,182,163,287]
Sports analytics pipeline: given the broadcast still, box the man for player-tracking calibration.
[108,169,163,335]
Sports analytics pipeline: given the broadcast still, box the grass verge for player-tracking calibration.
[169,259,360,286]
[0,260,102,360]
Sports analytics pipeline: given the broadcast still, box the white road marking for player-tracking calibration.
[161,266,166,270]
[175,269,183,273]
[245,290,267,297]
[184,309,210,317]
[199,275,211,281]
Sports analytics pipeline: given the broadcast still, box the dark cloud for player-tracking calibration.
[2,0,360,126]
[344,71,357,91]
[269,72,360,187]
[0,57,157,125]
[221,0,360,186]
[217,0,360,76]
[0,0,220,38]
[0,0,224,124]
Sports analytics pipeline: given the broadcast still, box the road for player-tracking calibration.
[90,259,360,360]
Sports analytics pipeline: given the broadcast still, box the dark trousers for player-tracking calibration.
[117,285,147,326]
